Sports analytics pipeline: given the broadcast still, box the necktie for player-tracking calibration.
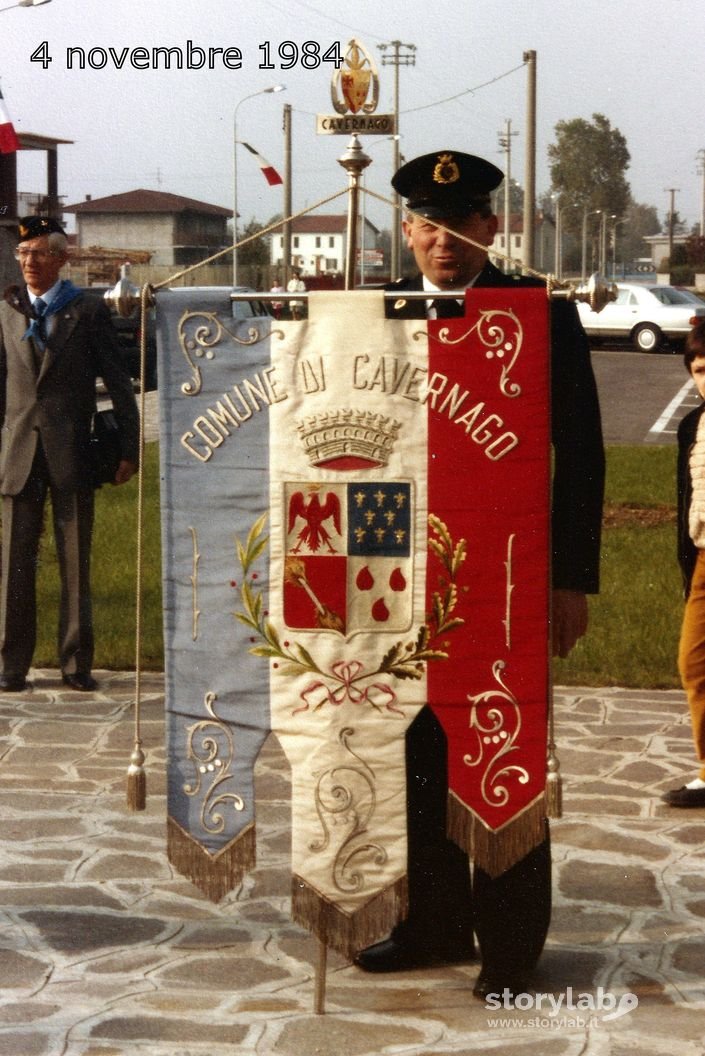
[432,297,464,319]
[33,297,48,344]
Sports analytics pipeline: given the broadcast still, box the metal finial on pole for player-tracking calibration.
[338,135,372,290]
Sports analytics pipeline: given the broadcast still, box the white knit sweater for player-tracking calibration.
[689,412,705,549]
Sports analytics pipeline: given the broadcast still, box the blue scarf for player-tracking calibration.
[23,279,82,343]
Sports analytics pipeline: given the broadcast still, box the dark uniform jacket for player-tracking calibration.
[677,400,705,596]
[385,261,605,594]
[0,283,140,494]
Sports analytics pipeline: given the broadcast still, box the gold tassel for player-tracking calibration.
[127,743,146,811]
[545,740,563,818]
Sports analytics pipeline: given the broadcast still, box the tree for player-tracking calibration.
[491,178,524,217]
[237,218,270,268]
[662,209,688,236]
[619,201,660,266]
[548,113,631,234]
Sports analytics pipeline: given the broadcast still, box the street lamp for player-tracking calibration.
[0,0,52,10]
[551,195,562,281]
[233,83,285,285]
[597,212,617,275]
[581,208,601,283]
[609,217,625,279]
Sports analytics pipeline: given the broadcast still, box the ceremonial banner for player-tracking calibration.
[158,288,550,955]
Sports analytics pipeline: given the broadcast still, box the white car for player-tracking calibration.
[577,282,705,352]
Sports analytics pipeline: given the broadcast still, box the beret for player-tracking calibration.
[18,216,66,241]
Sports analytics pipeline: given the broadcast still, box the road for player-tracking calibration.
[590,346,698,444]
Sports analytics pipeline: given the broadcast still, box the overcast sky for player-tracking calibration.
[2,0,702,239]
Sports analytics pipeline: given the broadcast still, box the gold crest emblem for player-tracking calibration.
[331,39,379,116]
[433,154,460,185]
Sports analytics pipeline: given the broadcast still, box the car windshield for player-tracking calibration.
[648,287,704,306]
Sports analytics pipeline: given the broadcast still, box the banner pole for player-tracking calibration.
[314,939,328,1015]
[338,135,371,290]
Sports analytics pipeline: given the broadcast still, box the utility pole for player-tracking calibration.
[378,40,416,280]
[282,103,292,285]
[698,149,705,237]
[498,118,519,272]
[665,187,679,270]
[522,49,536,270]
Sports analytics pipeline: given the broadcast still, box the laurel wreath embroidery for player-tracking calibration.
[233,512,466,712]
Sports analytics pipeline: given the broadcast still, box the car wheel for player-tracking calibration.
[633,323,663,353]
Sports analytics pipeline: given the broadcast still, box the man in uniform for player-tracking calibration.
[0,216,140,692]
[354,151,605,998]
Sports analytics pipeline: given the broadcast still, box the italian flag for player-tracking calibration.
[240,141,282,186]
[0,89,19,154]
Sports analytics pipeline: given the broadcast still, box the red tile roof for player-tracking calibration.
[64,189,231,217]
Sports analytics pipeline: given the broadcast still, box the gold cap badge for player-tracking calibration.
[433,153,461,185]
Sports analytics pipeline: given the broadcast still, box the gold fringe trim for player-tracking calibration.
[447,792,547,878]
[167,816,256,902]
[291,874,408,961]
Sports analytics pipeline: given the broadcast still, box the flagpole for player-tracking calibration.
[338,135,371,290]
[232,84,285,287]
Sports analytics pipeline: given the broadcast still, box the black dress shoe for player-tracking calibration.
[0,674,26,692]
[62,673,97,692]
[472,967,531,1001]
[354,936,475,973]
[661,785,705,807]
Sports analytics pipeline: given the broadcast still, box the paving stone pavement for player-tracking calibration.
[0,671,703,1056]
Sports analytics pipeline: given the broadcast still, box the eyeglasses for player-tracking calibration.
[14,249,59,262]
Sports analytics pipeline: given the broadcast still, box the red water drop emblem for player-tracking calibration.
[371,597,390,622]
[356,565,374,591]
[389,567,406,592]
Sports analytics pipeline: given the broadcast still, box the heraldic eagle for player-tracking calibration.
[288,490,342,554]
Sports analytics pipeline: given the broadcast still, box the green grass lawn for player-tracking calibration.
[33,443,163,670]
[28,441,684,687]
[554,444,682,687]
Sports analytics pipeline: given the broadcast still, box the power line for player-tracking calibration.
[292,59,527,119]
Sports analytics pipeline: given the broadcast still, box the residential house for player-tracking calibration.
[64,189,231,268]
[270,214,381,276]
[490,212,556,273]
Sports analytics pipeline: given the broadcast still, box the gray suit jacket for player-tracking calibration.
[0,283,140,495]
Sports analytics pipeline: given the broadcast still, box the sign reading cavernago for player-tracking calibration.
[158,289,550,957]
[316,39,395,136]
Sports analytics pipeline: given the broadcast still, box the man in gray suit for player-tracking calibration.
[0,216,140,692]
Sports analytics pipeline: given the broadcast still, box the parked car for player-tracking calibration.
[229,285,273,321]
[84,285,271,391]
[81,285,158,391]
[577,282,705,352]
